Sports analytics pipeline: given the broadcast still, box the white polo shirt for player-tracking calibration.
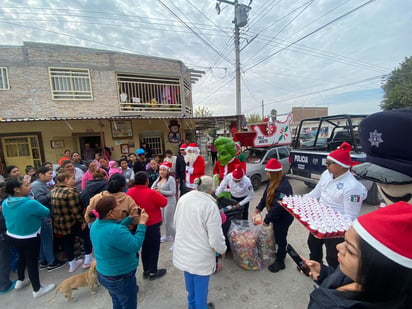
[215,174,255,206]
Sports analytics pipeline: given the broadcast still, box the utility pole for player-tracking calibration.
[216,1,252,115]
[261,99,264,119]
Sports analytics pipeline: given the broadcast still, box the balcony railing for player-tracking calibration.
[118,78,191,113]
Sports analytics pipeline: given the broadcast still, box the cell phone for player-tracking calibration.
[286,244,310,276]
[136,208,142,215]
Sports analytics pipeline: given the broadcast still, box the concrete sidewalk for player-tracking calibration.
[0,178,377,309]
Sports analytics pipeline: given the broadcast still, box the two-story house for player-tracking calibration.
[0,41,204,169]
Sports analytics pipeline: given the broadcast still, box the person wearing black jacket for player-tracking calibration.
[133,149,147,173]
[175,147,187,197]
[79,169,108,209]
[255,158,293,273]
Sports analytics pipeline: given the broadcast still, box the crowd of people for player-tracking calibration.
[0,109,412,309]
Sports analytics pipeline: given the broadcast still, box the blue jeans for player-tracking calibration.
[98,270,137,309]
[184,272,210,309]
[40,217,55,264]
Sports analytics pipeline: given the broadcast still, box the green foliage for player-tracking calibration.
[246,112,262,124]
[381,56,412,110]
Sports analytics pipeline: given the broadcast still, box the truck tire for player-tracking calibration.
[365,182,380,205]
[250,175,261,191]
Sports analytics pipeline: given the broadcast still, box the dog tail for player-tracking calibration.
[47,283,61,302]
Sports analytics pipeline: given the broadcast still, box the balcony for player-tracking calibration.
[117,73,192,115]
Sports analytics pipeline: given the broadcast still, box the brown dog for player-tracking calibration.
[49,260,98,302]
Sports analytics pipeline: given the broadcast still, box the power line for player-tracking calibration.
[244,0,376,72]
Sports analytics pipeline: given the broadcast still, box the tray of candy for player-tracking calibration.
[281,195,351,239]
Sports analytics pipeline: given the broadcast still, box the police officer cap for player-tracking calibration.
[352,109,412,184]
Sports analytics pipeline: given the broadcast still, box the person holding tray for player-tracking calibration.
[305,142,367,268]
[254,158,294,273]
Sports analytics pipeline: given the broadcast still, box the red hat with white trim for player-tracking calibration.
[179,143,187,150]
[232,165,244,180]
[186,143,199,152]
[327,142,352,168]
[160,161,172,171]
[352,201,412,269]
[265,158,282,172]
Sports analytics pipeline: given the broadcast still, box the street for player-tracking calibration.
[1,178,377,309]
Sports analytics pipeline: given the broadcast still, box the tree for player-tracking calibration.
[194,106,213,117]
[246,113,262,124]
[381,56,412,110]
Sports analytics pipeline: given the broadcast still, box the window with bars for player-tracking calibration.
[0,67,9,90]
[49,67,93,100]
[117,73,182,111]
[142,136,163,157]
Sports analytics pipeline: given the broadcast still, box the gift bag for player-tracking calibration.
[228,219,262,270]
[256,224,276,266]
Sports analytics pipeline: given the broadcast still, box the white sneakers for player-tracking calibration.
[15,279,55,299]
[69,259,83,273]
[160,235,173,243]
[33,284,55,299]
[15,278,30,290]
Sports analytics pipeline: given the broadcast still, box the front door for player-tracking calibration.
[1,135,42,169]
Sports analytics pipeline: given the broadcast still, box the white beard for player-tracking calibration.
[185,153,199,166]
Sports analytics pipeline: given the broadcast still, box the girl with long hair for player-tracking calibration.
[254,158,294,273]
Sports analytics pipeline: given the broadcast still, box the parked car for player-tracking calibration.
[244,145,291,190]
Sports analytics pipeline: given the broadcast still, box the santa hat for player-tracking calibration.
[327,142,352,168]
[160,161,172,171]
[186,143,199,152]
[265,158,282,172]
[232,165,244,180]
[179,143,187,150]
[352,201,412,269]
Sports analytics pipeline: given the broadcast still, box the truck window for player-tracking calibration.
[278,147,289,159]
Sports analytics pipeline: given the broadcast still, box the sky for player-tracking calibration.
[0,0,411,118]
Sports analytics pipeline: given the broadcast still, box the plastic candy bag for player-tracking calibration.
[228,220,261,270]
[256,224,276,266]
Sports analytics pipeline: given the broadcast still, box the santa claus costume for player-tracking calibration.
[184,143,205,190]
[213,157,242,182]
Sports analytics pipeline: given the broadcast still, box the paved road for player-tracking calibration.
[1,178,377,309]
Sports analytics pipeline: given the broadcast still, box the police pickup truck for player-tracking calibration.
[288,114,379,205]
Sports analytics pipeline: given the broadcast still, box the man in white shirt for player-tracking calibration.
[215,165,255,220]
[173,176,226,309]
[305,142,367,268]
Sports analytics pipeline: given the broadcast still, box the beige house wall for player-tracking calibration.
[0,118,192,166]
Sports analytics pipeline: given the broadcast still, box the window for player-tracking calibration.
[117,73,182,111]
[142,136,163,157]
[0,67,9,90]
[49,67,93,100]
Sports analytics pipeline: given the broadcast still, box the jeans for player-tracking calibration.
[98,270,137,309]
[184,272,210,309]
[40,217,55,264]
[0,232,12,292]
[8,235,41,291]
[141,222,161,274]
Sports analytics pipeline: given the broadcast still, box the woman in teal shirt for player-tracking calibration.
[90,196,148,309]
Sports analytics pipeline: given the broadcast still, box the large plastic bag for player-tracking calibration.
[228,220,261,270]
[256,224,276,266]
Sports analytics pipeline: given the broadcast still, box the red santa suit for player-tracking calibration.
[213,157,242,181]
[186,155,205,189]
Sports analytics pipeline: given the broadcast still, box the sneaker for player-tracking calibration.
[0,280,16,295]
[143,271,150,280]
[39,262,48,270]
[82,258,95,269]
[169,243,174,252]
[32,284,55,299]
[15,278,30,290]
[268,261,285,273]
[149,269,166,280]
[69,259,83,273]
[47,260,66,272]
[160,235,170,243]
